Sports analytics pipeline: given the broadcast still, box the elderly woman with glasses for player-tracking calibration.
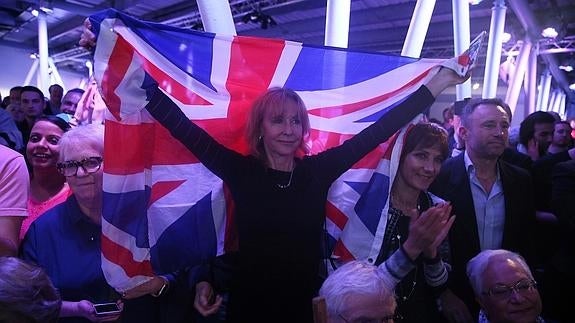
[21,125,192,323]
[466,249,543,323]
[20,124,124,323]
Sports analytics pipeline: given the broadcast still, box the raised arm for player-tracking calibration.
[145,88,245,180]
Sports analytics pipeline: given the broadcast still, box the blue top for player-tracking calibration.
[21,195,193,323]
[21,195,115,323]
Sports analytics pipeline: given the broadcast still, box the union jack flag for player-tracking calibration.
[91,9,474,291]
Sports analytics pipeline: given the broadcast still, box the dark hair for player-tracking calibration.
[519,111,556,146]
[48,84,63,93]
[460,98,511,128]
[555,120,571,129]
[10,86,23,93]
[35,115,72,132]
[0,257,61,323]
[20,86,45,100]
[400,122,449,163]
[66,88,85,95]
[442,107,454,121]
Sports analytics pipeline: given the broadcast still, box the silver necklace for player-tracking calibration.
[276,168,294,189]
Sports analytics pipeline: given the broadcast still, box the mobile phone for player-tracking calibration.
[93,302,121,316]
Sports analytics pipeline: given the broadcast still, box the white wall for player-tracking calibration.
[0,44,88,99]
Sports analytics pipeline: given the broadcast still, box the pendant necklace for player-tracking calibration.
[277,168,294,189]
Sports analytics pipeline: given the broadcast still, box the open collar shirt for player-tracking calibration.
[464,151,505,250]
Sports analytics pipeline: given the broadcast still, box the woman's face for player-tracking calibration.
[261,103,303,160]
[62,145,103,205]
[398,144,444,192]
[26,120,65,170]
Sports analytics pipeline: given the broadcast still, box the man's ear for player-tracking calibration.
[458,125,468,143]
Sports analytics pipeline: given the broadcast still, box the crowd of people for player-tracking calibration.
[1,23,575,323]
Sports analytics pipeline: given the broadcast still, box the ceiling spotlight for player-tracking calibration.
[570,83,575,91]
[468,0,483,4]
[29,53,39,59]
[191,22,204,31]
[242,11,260,24]
[472,82,480,90]
[559,65,573,72]
[31,9,39,17]
[541,27,558,38]
[260,15,277,29]
[501,32,511,43]
[241,10,277,29]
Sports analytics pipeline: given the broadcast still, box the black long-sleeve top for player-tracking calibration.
[145,86,435,322]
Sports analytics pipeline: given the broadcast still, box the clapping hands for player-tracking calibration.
[402,202,455,260]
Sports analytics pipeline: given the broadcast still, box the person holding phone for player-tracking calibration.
[21,125,123,322]
[21,125,192,322]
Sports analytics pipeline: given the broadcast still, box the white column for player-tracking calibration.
[525,46,537,114]
[548,90,557,113]
[452,0,471,100]
[325,0,351,48]
[196,0,236,35]
[24,60,39,86]
[505,39,531,120]
[539,71,552,111]
[401,0,436,58]
[482,0,506,98]
[323,0,351,89]
[37,10,50,94]
[48,58,64,89]
[558,92,566,117]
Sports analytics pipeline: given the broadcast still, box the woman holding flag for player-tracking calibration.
[142,65,468,322]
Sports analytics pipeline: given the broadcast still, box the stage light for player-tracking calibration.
[191,22,204,31]
[241,10,277,29]
[541,27,558,38]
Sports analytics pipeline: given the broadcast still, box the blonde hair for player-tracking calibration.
[245,87,310,161]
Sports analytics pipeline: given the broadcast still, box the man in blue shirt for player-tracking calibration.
[430,98,537,323]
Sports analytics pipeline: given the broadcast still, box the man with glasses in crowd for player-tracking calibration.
[466,249,543,323]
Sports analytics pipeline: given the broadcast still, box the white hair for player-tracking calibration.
[466,249,533,296]
[319,260,395,319]
[58,124,104,162]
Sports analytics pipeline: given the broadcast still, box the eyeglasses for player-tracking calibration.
[483,279,537,300]
[338,312,402,323]
[57,157,103,177]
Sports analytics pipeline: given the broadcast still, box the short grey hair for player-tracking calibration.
[58,124,104,162]
[319,260,395,319]
[0,257,61,322]
[466,249,533,296]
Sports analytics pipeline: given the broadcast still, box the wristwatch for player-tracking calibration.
[151,276,169,297]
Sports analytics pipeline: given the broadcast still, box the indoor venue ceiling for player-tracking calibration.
[1,0,574,103]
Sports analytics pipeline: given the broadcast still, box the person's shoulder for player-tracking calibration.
[0,146,26,173]
[554,159,575,174]
[439,154,464,172]
[31,199,72,227]
[499,159,531,179]
[0,145,23,160]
